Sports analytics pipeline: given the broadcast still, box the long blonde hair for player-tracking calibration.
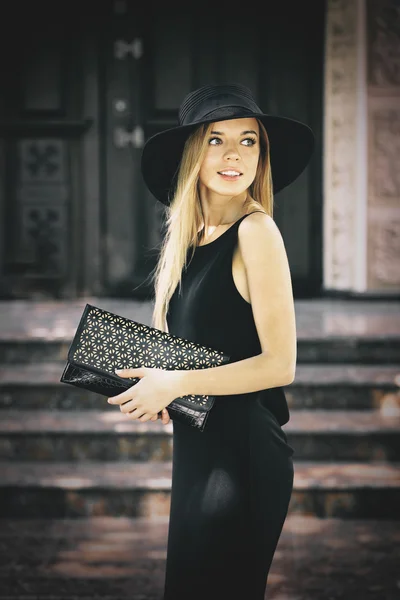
[149,119,274,331]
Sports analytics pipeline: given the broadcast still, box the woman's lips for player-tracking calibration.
[218,172,243,181]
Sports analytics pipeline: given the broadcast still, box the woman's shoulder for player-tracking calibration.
[240,209,272,226]
[238,210,283,248]
[242,198,268,220]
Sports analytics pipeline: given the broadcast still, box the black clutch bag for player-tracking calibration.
[60,303,231,431]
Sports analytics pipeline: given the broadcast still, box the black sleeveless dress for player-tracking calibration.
[164,212,295,600]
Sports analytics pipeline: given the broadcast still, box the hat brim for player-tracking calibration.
[141,113,315,205]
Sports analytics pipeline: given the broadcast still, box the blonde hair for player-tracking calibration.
[148,119,274,331]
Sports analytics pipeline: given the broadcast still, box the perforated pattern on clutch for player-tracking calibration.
[60,304,231,431]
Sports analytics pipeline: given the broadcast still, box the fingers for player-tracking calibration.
[140,411,170,424]
[111,405,170,425]
[161,408,171,425]
[138,413,155,423]
[119,399,138,414]
[149,409,171,425]
[134,408,171,425]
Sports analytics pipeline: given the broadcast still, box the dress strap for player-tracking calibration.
[239,210,265,220]
[193,210,267,251]
[235,210,266,227]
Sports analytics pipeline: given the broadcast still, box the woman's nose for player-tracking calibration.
[223,147,241,160]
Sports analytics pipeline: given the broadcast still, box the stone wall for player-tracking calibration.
[324,0,400,294]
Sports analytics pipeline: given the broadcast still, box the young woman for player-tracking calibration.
[109,83,315,599]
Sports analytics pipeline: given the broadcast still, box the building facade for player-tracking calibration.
[0,0,398,301]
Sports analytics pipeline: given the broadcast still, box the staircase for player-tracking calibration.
[0,298,399,520]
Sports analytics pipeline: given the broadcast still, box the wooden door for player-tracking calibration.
[0,0,324,300]
[101,1,324,299]
[0,1,94,299]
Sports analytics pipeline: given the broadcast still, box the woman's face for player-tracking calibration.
[198,117,260,198]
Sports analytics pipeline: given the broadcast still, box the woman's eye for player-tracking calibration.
[208,137,257,146]
[242,137,257,146]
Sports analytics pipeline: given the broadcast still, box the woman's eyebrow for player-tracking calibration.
[210,130,259,136]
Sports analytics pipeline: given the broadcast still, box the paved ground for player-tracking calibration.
[0,515,399,599]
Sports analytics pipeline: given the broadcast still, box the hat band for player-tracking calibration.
[180,92,262,125]
[190,105,256,125]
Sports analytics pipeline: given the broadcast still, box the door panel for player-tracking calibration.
[0,1,90,299]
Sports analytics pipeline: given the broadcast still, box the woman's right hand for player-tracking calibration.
[150,407,171,425]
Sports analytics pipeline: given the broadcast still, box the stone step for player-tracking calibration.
[1,336,399,364]
[0,460,399,519]
[1,298,399,364]
[288,363,400,410]
[0,515,398,599]
[1,409,400,463]
[1,362,399,411]
[296,337,400,364]
[0,409,173,462]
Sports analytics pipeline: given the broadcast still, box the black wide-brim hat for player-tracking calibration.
[141,83,315,206]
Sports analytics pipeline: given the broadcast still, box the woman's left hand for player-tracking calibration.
[107,367,184,421]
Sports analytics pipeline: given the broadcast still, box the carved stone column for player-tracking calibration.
[367,0,400,292]
[324,0,400,294]
[324,0,368,292]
